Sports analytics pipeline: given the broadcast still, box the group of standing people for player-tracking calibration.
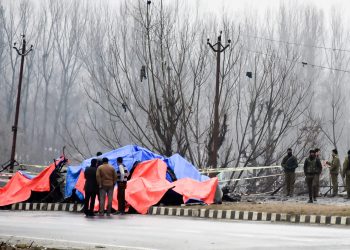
[281,148,350,203]
[83,152,129,216]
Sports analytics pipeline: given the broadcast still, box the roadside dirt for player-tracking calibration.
[173,194,350,216]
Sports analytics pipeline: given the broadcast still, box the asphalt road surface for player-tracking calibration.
[0,211,350,250]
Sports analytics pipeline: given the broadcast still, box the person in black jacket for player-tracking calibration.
[96,152,103,168]
[84,159,99,216]
[313,148,322,198]
[281,148,298,197]
[95,152,103,202]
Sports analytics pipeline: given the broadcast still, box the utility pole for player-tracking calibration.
[207,31,230,168]
[9,35,33,173]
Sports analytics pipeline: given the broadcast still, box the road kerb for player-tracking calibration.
[1,203,349,226]
[0,202,83,213]
[147,206,350,226]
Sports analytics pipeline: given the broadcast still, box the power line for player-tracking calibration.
[243,47,350,74]
[244,34,350,54]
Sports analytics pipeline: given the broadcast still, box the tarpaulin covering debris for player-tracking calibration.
[0,146,218,212]
[65,145,210,199]
[74,157,218,214]
[0,162,56,206]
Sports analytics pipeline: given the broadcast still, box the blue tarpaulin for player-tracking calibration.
[164,154,209,182]
[65,145,208,199]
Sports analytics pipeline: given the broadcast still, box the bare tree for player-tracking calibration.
[50,0,86,149]
[82,1,211,160]
[319,8,350,150]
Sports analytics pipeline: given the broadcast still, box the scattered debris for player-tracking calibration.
[181,202,204,207]
[222,185,242,202]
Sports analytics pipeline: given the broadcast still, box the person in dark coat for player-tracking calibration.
[281,148,298,197]
[95,152,103,202]
[313,148,322,197]
[84,159,99,216]
[96,152,103,167]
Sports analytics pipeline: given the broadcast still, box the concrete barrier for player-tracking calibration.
[147,206,350,226]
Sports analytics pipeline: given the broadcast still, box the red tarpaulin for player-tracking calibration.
[0,162,56,206]
[125,159,174,214]
[75,158,218,214]
[75,159,173,214]
[172,177,218,204]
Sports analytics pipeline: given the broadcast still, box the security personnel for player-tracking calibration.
[313,148,322,197]
[281,148,298,197]
[326,149,340,197]
[304,150,318,203]
[342,150,350,199]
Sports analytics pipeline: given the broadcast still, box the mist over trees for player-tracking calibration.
[0,0,349,168]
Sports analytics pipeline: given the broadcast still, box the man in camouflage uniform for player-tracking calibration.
[304,150,318,203]
[326,149,340,197]
[281,148,298,197]
[342,150,350,199]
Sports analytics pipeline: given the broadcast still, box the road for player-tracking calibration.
[0,211,350,250]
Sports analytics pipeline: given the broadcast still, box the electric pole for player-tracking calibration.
[9,35,33,173]
[207,31,230,168]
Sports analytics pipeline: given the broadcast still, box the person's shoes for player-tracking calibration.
[307,199,313,203]
[113,211,126,215]
[106,213,111,217]
[313,198,317,202]
[98,212,104,216]
[88,212,96,217]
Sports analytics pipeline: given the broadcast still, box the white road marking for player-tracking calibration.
[0,234,159,250]
[172,229,202,234]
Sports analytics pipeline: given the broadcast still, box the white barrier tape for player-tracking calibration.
[0,178,10,184]
[19,164,46,168]
[0,173,13,177]
[218,171,304,183]
[200,164,303,173]
[0,171,38,177]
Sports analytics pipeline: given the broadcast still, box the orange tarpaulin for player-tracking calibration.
[75,159,173,214]
[126,159,174,214]
[75,158,218,214]
[172,177,218,204]
[0,162,56,206]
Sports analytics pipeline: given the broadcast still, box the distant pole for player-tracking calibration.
[9,35,33,172]
[207,31,230,168]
